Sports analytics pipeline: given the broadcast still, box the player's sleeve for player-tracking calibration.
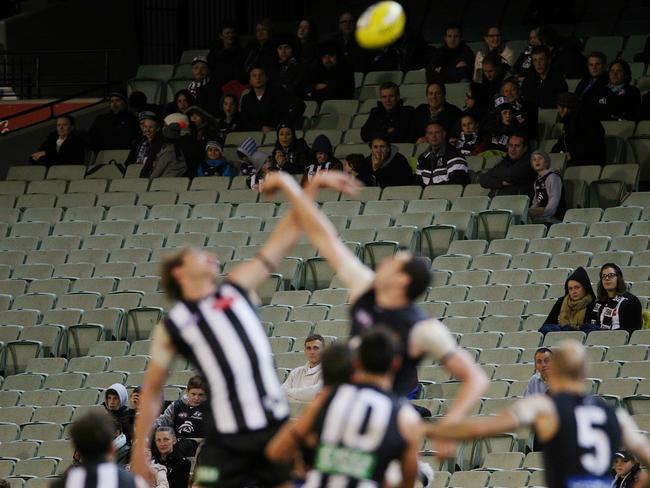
[149,323,176,369]
[335,258,375,302]
[509,394,555,426]
[616,408,648,452]
[408,318,458,362]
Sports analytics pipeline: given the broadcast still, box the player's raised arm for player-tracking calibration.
[410,319,489,421]
[262,171,374,301]
[130,324,176,484]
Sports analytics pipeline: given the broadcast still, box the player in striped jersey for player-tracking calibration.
[130,177,356,488]
[261,171,488,458]
[267,327,422,488]
[53,412,148,488]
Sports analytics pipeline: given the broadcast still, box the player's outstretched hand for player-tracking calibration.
[260,172,297,196]
[309,171,361,196]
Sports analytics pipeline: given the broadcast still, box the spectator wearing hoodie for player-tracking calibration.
[155,375,207,457]
[152,427,191,488]
[273,124,310,174]
[541,267,596,335]
[302,134,343,184]
[304,41,355,102]
[197,141,235,177]
[426,24,475,84]
[415,121,469,186]
[139,114,189,178]
[103,383,134,444]
[528,150,566,224]
[551,92,606,166]
[186,105,222,148]
[361,82,415,143]
[364,134,414,188]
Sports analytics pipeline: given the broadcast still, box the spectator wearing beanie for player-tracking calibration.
[540,267,596,334]
[186,105,222,147]
[483,96,520,153]
[528,150,566,224]
[198,141,235,177]
[187,56,222,117]
[88,90,139,152]
[125,111,161,166]
[304,41,355,102]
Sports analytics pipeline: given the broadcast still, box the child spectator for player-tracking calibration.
[197,141,236,177]
[528,150,566,223]
[154,375,208,457]
[450,113,485,156]
[248,152,276,190]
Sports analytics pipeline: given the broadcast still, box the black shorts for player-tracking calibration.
[194,423,291,488]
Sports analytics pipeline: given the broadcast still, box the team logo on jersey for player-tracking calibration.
[178,412,188,419]
[177,420,195,434]
[212,296,234,311]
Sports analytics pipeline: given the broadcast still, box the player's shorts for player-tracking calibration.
[193,422,291,488]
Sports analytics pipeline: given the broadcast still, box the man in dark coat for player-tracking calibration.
[479,132,536,197]
[187,56,222,117]
[268,35,307,96]
[552,92,606,166]
[521,45,568,109]
[575,51,608,106]
[413,82,462,142]
[361,82,415,143]
[304,41,355,102]
[239,66,306,132]
[88,91,139,152]
[207,22,247,86]
[426,24,475,83]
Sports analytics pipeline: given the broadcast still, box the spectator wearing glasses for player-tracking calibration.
[588,264,642,334]
[473,25,514,82]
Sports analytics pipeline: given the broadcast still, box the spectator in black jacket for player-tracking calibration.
[163,89,195,117]
[243,18,276,73]
[477,53,509,101]
[587,263,643,334]
[413,82,462,143]
[479,132,536,197]
[330,10,369,72]
[575,51,608,105]
[29,114,86,167]
[187,56,222,117]
[88,90,139,152]
[361,82,415,143]
[304,41,355,102]
[295,19,318,66]
[426,24,474,83]
[483,97,520,153]
[501,77,539,141]
[186,105,221,147]
[207,22,247,86]
[521,45,568,109]
[152,427,191,488]
[239,66,305,133]
[343,153,373,186]
[365,134,414,187]
[511,27,543,78]
[415,121,469,186]
[268,35,307,96]
[594,59,642,122]
[552,92,606,166]
[273,123,310,174]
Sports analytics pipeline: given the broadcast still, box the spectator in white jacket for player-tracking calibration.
[282,334,324,401]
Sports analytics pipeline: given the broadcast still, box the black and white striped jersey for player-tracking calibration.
[52,462,146,488]
[163,281,289,435]
[304,383,414,488]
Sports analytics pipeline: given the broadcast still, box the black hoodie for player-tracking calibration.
[544,267,596,326]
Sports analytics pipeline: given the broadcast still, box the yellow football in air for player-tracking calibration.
[356,1,406,50]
